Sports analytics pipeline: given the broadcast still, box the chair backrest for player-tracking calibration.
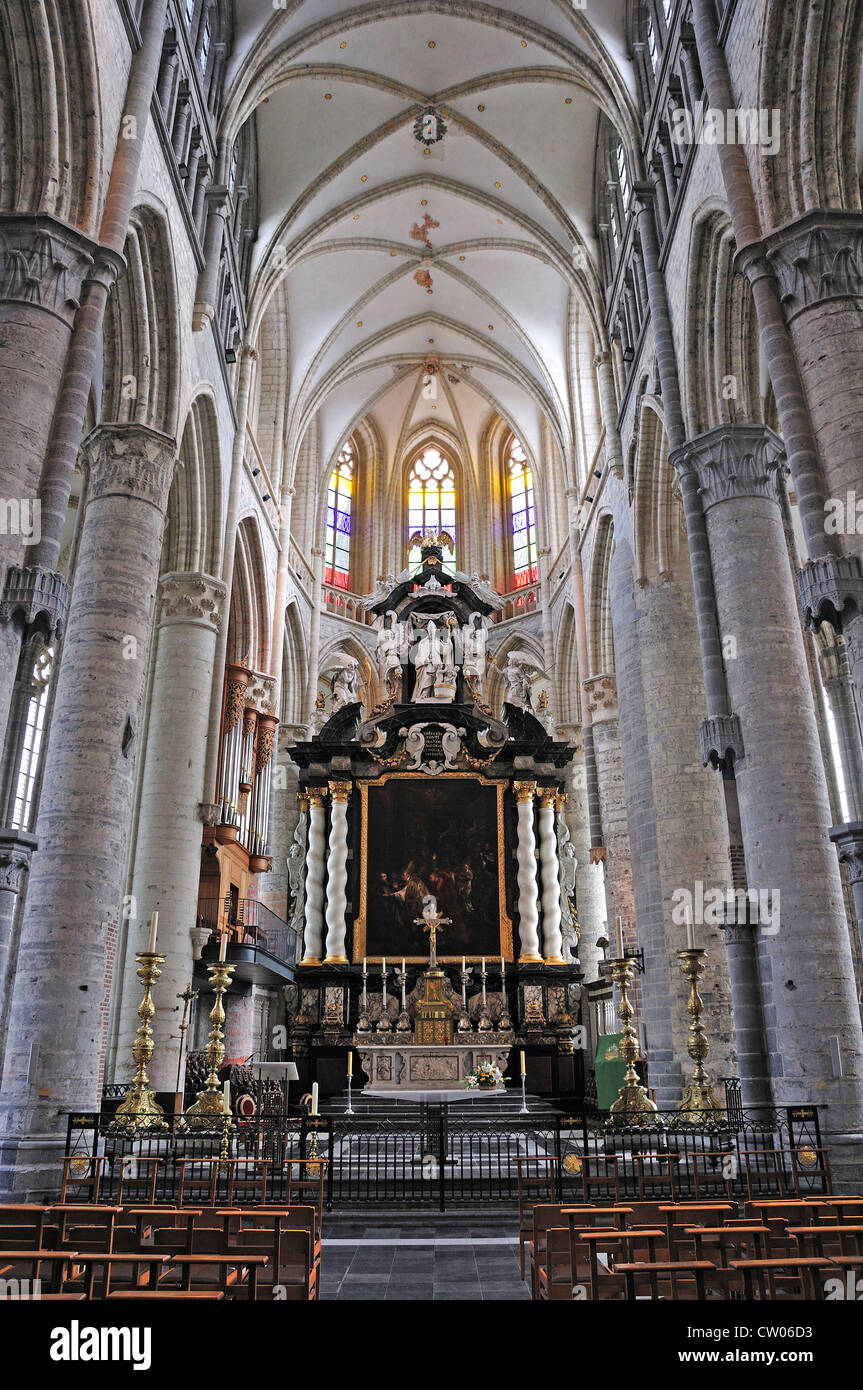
[60,1157,105,1203]
[234,1225,312,1293]
[116,1157,162,1206]
[177,1159,220,1208]
[225,1160,272,1207]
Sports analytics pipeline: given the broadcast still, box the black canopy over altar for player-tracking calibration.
[285,538,584,1100]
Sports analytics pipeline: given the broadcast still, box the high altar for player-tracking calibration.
[284,536,583,1098]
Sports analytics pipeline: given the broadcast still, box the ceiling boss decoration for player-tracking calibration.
[413,105,447,147]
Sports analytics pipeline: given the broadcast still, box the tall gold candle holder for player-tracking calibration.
[675,948,722,1124]
[108,952,169,1134]
[184,959,236,1131]
[608,956,660,1125]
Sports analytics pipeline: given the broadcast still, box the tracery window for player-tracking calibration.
[184,0,196,21]
[198,9,211,71]
[595,119,633,285]
[10,645,53,831]
[508,439,537,588]
[325,440,354,590]
[408,448,456,571]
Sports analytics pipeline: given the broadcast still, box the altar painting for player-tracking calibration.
[357,776,511,960]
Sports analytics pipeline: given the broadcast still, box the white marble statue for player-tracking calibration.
[462,612,488,697]
[501,651,533,710]
[331,654,360,711]
[411,619,455,702]
[376,610,403,686]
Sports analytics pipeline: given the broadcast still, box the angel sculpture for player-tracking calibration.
[330,654,360,711]
[461,611,488,697]
[466,572,502,610]
[360,569,410,606]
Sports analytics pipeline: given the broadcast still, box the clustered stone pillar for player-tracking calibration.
[582,675,636,940]
[114,571,226,1092]
[0,423,176,1195]
[513,781,542,963]
[673,425,863,1148]
[537,787,565,964]
[299,788,328,967]
[323,780,351,964]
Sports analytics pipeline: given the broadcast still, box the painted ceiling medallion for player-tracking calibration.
[415,268,434,293]
[414,106,447,148]
[411,212,440,247]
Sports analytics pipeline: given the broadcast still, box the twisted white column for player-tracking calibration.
[538,787,565,964]
[324,780,352,963]
[514,781,542,962]
[299,789,328,965]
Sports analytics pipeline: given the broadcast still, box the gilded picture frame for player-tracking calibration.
[352,771,514,962]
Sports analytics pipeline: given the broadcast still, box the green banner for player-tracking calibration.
[594,1033,627,1110]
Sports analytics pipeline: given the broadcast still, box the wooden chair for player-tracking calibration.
[167,1251,268,1300]
[658,1203,735,1256]
[68,1251,171,1299]
[51,1205,124,1253]
[689,1151,737,1201]
[177,1159,221,1208]
[527,1205,571,1297]
[740,1149,787,1200]
[0,1249,78,1295]
[729,1255,835,1300]
[516,1156,557,1280]
[569,1227,667,1301]
[0,1206,55,1250]
[219,1206,321,1283]
[115,1157,163,1206]
[635,1153,680,1200]
[282,1158,326,1232]
[224,1159,272,1208]
[232,1224,316,1300]
[107,1290,225,1300]
[536,1227,573,1301]
[60,1156,106,1203]
[579,1154,621,1203]
[616,1258,716,1301]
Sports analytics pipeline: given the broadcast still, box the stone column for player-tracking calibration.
[829,825,863,960]
[299,788,328,966]
[0,423,176,1196]
[719,921,772,1110]
[673,424,863,1138]
[304,547,326,728]
[537,787,565,964]
[817,631,863,821]
[323,780,351,964]
[0,833,36,1067]
[114,571,226,1092]
[561,757,606,985]
[0,217,96,747]
[582,676,635,936]
[513,781,542,963]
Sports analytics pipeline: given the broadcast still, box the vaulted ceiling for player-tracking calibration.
[224,1,638,482]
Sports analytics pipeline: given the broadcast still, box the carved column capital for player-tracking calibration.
[245,671,277,716]
[671,424,786,510]
[796,553,863,634]
[764,210,863,321]
[158,571,226,632]
[513,780,537,803]
[307,788,329,810]
[82,424,177,513]
[328,780,352,803]
[0,565,69,641]
[582,673,618,723]
[537,786,557,810]
[829,822,863,885]
[700,713,746,771]
[0,213,98,326]
[0,840,36,894]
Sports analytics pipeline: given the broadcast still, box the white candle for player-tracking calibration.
[401,958,406,1009]
[616,915,624,959]
[481,957,486,974]
[147,911,158,954]
[501,956,505,982]
[347,1053,353,1078]
[311,1082,319,1115]
[218,927,228,962]
[520,1050,526,1077]
[222,1079,230,1114]
[685,906,696,951]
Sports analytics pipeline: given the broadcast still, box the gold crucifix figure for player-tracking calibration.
[414,894,452,969]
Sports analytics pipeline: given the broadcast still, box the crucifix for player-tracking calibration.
[414,894,452,969]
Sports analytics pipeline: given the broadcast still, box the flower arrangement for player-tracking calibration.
[464,1062,506,1090]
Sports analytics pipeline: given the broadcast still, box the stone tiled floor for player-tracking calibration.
[319,1216,529,1300]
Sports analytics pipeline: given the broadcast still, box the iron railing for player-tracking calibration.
[197,897,298,970]
[63,1103,827,1211]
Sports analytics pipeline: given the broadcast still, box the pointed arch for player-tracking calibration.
[587,512,615,677]
[632,400,684,588]
[163,392,224,577]
[101,206,180,438]
[227,515,270,671]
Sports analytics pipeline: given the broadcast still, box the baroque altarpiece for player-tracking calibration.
[284,537,584,1098]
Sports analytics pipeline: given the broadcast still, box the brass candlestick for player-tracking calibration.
[108,952,169,1134]
[608,956,660,1124]
[175,983,199,1099]
[675,948,721,1123]
[184,959,236,1130]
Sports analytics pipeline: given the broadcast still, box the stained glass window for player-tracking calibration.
[408,448,456,571]
[199,10,211,70]
[325,440,354,590]
[11,645,53,831]
[509,438,537,589]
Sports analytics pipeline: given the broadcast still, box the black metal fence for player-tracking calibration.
[63,1103,827,1211]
